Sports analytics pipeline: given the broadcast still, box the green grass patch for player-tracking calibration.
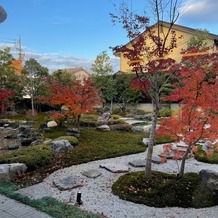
[62,128,145,166]
[112,171,218,208]
[0,182,102,218]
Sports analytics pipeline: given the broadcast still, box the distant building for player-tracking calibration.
[65,67,90,81]
[116,21,218,73]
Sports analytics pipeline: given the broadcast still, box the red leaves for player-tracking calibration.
[43,78,102,119]
[131,77,150,94]
[0,88,16,113]
[159,48,218,147]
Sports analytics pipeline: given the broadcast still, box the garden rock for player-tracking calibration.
[96,112,112,126]
[20,138,33,146]
[96,125,110,131]
[53,176,83,190]
[0,144,20,150]
[100,163,129,173]
[67,127,80,137]
[47,120,58,128]
[134,114,152,121]
[0,163,27,182]
[132,126,144,132]
[39,122,50,132]
[200,169,218,196]
[18,126,43,146]
[142,138,150,146]
[151,155,166,164]
[129,160,145,167]
[50,139,74,154]
[82,169,102,178]
[4,128,19,139]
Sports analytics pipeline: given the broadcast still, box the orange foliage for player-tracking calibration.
[158,50,218,146]
[12,59,23,75]
[40,78,102,127]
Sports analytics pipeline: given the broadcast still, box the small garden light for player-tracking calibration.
[76,191,82,205]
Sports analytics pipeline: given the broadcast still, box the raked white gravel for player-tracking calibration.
[20,144,218,218]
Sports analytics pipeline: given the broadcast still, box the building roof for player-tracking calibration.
[65,67,90,75]
[115,21,218,57]
[158,21,218,40]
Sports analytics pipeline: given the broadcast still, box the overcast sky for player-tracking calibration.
[0,0,217,74]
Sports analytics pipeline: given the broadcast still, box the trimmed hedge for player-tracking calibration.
[54,136,79,146]
[0,144,54,170]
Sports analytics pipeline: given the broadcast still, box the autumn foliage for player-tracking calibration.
[12,58,23,75]
[0,88,16,113]
[158,47,218,177]
[40,78,102,128]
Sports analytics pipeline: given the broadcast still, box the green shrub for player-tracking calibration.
[159,109,172,117]
[109,124,132,132]
[194,145,218,164]
[55,136,79,145]
[192,182,217,208]
[156,134,176,144]
[112,114,122,119]
[112,107,121,114]
[80,119,97,127]
[0,144,54,170]
[80,114,99,127]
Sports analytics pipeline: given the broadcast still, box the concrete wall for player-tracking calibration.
[108,103,181,113]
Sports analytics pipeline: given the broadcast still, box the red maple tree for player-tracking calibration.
[110,0,182,178]
[0,88,16,113]
[158,47,218,177]
[42,78,102,128]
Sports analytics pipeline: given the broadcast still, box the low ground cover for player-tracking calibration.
[112,171,218,208]
[0,182,103,218]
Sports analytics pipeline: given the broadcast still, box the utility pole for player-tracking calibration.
[16,35,25,65]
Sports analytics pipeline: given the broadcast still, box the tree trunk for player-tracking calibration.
[110,100,113,113]
[77,115,81,129]
[145,95,160,178]
[178,144,192,178]
[31,96,35,117]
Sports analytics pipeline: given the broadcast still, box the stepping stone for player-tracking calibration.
[16,182,53,200]
[129,160,145,167]
[53,176,83,190]
[100,163,129,173]
[82,169,102,178]
[151,155,166,164]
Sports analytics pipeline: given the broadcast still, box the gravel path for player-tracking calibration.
[18,145,218,218]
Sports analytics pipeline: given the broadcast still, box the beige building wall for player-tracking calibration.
[119,22,218,73]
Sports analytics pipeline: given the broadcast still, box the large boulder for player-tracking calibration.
[50,139,74,155]
[0,163,27,182]
[200,169,218,196]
